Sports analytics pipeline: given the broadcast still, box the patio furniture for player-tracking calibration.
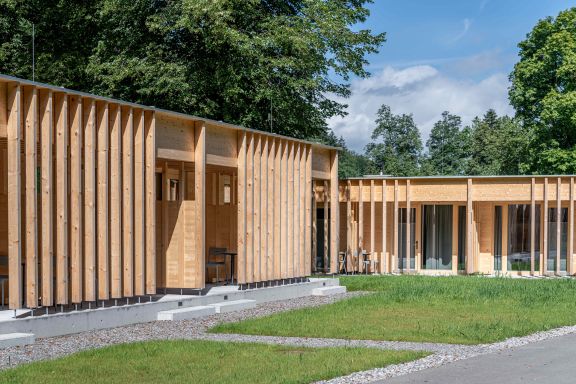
[361,250,372,274]
[218,251,238,284]
[206,247,227,283]
[338,252,347,274]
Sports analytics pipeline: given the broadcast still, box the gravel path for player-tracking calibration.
[1,290,575,384]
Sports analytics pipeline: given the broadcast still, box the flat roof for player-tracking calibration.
[0,73,340,151]
[345,175,576,180]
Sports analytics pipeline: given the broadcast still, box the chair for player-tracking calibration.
[362,250,371,274]
[206,247,227,283]
[338,252,347,274]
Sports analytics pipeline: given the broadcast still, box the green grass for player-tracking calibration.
[0,340,426,384]
[212,275,576,344]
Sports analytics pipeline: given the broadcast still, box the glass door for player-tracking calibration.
[422,205,453,270]
[547,207,567,272]
[398,208,416,270]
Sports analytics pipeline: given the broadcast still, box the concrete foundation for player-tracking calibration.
[208,300,256,314]
[312,286,347,296]
[157,306,216,321]
[0,333,35,349]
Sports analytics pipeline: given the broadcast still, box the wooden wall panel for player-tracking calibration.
[69,95,83,304]
[245,133,254,284]
[55,93,69,305]
[287,142,294,277]
[145,111,156,294]
[122,107,134,297]
[281,141,288,278]
[194,121,206,289]
[329,151,338,274]
[253,135,261,282]
[83,100,97,302]
[39,90,53,307]
[237,131,246,284]
[134,109,145,295]
[273,140,282,280]
[305,145,312,276]
[96,102,109,300]
[266,138,274,280]
[109,105,123,297]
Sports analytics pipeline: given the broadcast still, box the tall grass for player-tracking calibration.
[213,276,576,344]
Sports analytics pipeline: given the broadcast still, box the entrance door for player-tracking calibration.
[422,205,453,270]
[398,208,416,270]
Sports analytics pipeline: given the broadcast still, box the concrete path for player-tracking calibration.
[375,333,576,384]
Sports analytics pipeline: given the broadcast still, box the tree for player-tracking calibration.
[365,105,423,176]
[509,8,576,173]
[0,0,385,141]
[317,131,375,178]
[424,111,466,175]
[465,109,529,175]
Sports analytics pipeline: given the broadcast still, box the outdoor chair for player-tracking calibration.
[206,247,227,283]
[338,251,347,274]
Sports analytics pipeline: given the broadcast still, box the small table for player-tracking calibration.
[338,252,347,274]
[218,251,237,285]
[360,251,371,274]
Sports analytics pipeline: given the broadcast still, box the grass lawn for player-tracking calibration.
[212,275,576,344]
[0,340,426,384]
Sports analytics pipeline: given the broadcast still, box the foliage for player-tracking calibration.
[365,105,423,176]
[424,111,467,175]
[0,0,385,140]
[318,131,376,178]
[509,8,576,173]
[0,340,425,384]
[214,275,576,344]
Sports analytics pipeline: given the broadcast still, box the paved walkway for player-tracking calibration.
[375,332,576,384]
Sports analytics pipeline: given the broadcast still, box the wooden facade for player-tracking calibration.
[338,176,576,276]
[0,74,339,309]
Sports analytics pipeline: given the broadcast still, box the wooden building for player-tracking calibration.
[0,74,339,309]
[339,176,576,276]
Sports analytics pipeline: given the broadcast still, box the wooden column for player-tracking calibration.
[267,138,275,280]
[382,179,387,273]
[273,140,282,280]
[97,102,110,300]
[557,177,561,275]
[570,178,574,275]
[83,100,97,302]
[299,144,306,278]
[253,135,261,282]
[305,145,312,276]
[329,150,339,274]
[7,84,22,309]
[40,90,54,307]
[406,180,411,272]
[530,178,535,275]
[393,180,398,273]
[358,179,363,273]
[145,111,156,294]
[109,105,123,297]
[134,110,145,293]
[122,108,134,295]
[502,204,508,274]
[323,180,329,273]
[194,121,206,288]
[287,142,294,277]
[237,131,247,284]
[245,133,254,283]
[466,178,473,274]
[370,180,375,273]
[292,143,299,278]
[543,178,548,274]
[24,87,39,308]
[280,141,288,279]
[346,180,352,272]
[59,94,73,305]
[311,180,317,274]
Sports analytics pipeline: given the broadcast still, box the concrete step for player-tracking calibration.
[157,305,216,321]
[0,333,35,349]
[208,299,256,313]
[312,286,347,296]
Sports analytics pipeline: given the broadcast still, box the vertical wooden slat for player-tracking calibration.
[305,145,312,276]
[329,150,339,274]
[346,180,352,272]
[83,100,97,301]
[246,133,254,284]
[311,180,317,273]
[266,138,274,281]
[382,179,387,273]
[557,177,561,275]
[299,144,306,277]
[358,180,364,273]
[393,180,398,273]
[406,179,411,272]
[122,107,134,295]
[370,180,375,273]
[237,131,247,284]
[109,105,123,297]
[273,140,282,280]
[323,180,329,272]
[24,87,39,308]
[253,135,261,282]
[287,142,294,278]
[40,90,54,307]
[502,204,508,274]
[134,109,145,293]
[194,121,206,288]
[281,141,288,279]
[145,111,156,294]
[466,178,473,274]
[293,143,300,277]
[54,93,69,306]
[570,178,574,275]
[543,178,548,275]
[530,177,535,275]
[69,96,83,304]
[96,102,109,300]
[7,84,22,309]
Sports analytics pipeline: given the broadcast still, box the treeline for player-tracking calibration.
[331,106,530,178]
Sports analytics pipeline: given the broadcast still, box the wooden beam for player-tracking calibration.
[329,150,339,274]
[194,121,206,288]
[245,133,254,283]
[253,135,261,282]
[466,178,473,274]
[267,138,275,280]
[134,109,145,294]
[273,140,282,280]
[543,178,548,275]
[531,178,535,275]
[288,142,295,277]
[24,87,39,308]
[237,131,247,284]
[122,107,134,296]
[110,105,123,297]
[69,95,83,304]
[382,179,387,273]
[557,177,561,275]
[393,180,398,273]
[54,93,69,306]
[370,180,375,273]
[97,102,110,300]
[358,180,363,273]
[7,84,22,309]
[570,177,574,275]
[406,180,411,273]
[305,145,312,276]
[84,99,97,301]
[145,111,156,294]
[323,180,329,273]
[39,90,54,307]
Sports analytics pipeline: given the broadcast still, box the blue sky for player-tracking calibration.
[329,0,576,152]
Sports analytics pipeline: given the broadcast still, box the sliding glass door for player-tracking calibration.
[547,207,567,272]
[508,204,540,271]
[398,208,416,269]
[422,205,453,270]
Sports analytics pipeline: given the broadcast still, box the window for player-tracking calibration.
[458,206,466,271]
[398,208,416,269]
[422,205,453,270]
[547,207,567,272]
[169,179,179,201]
[508,204,540,271]
[494,206,502,271]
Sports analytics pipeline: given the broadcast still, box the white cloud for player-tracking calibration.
[328,64,514,153]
